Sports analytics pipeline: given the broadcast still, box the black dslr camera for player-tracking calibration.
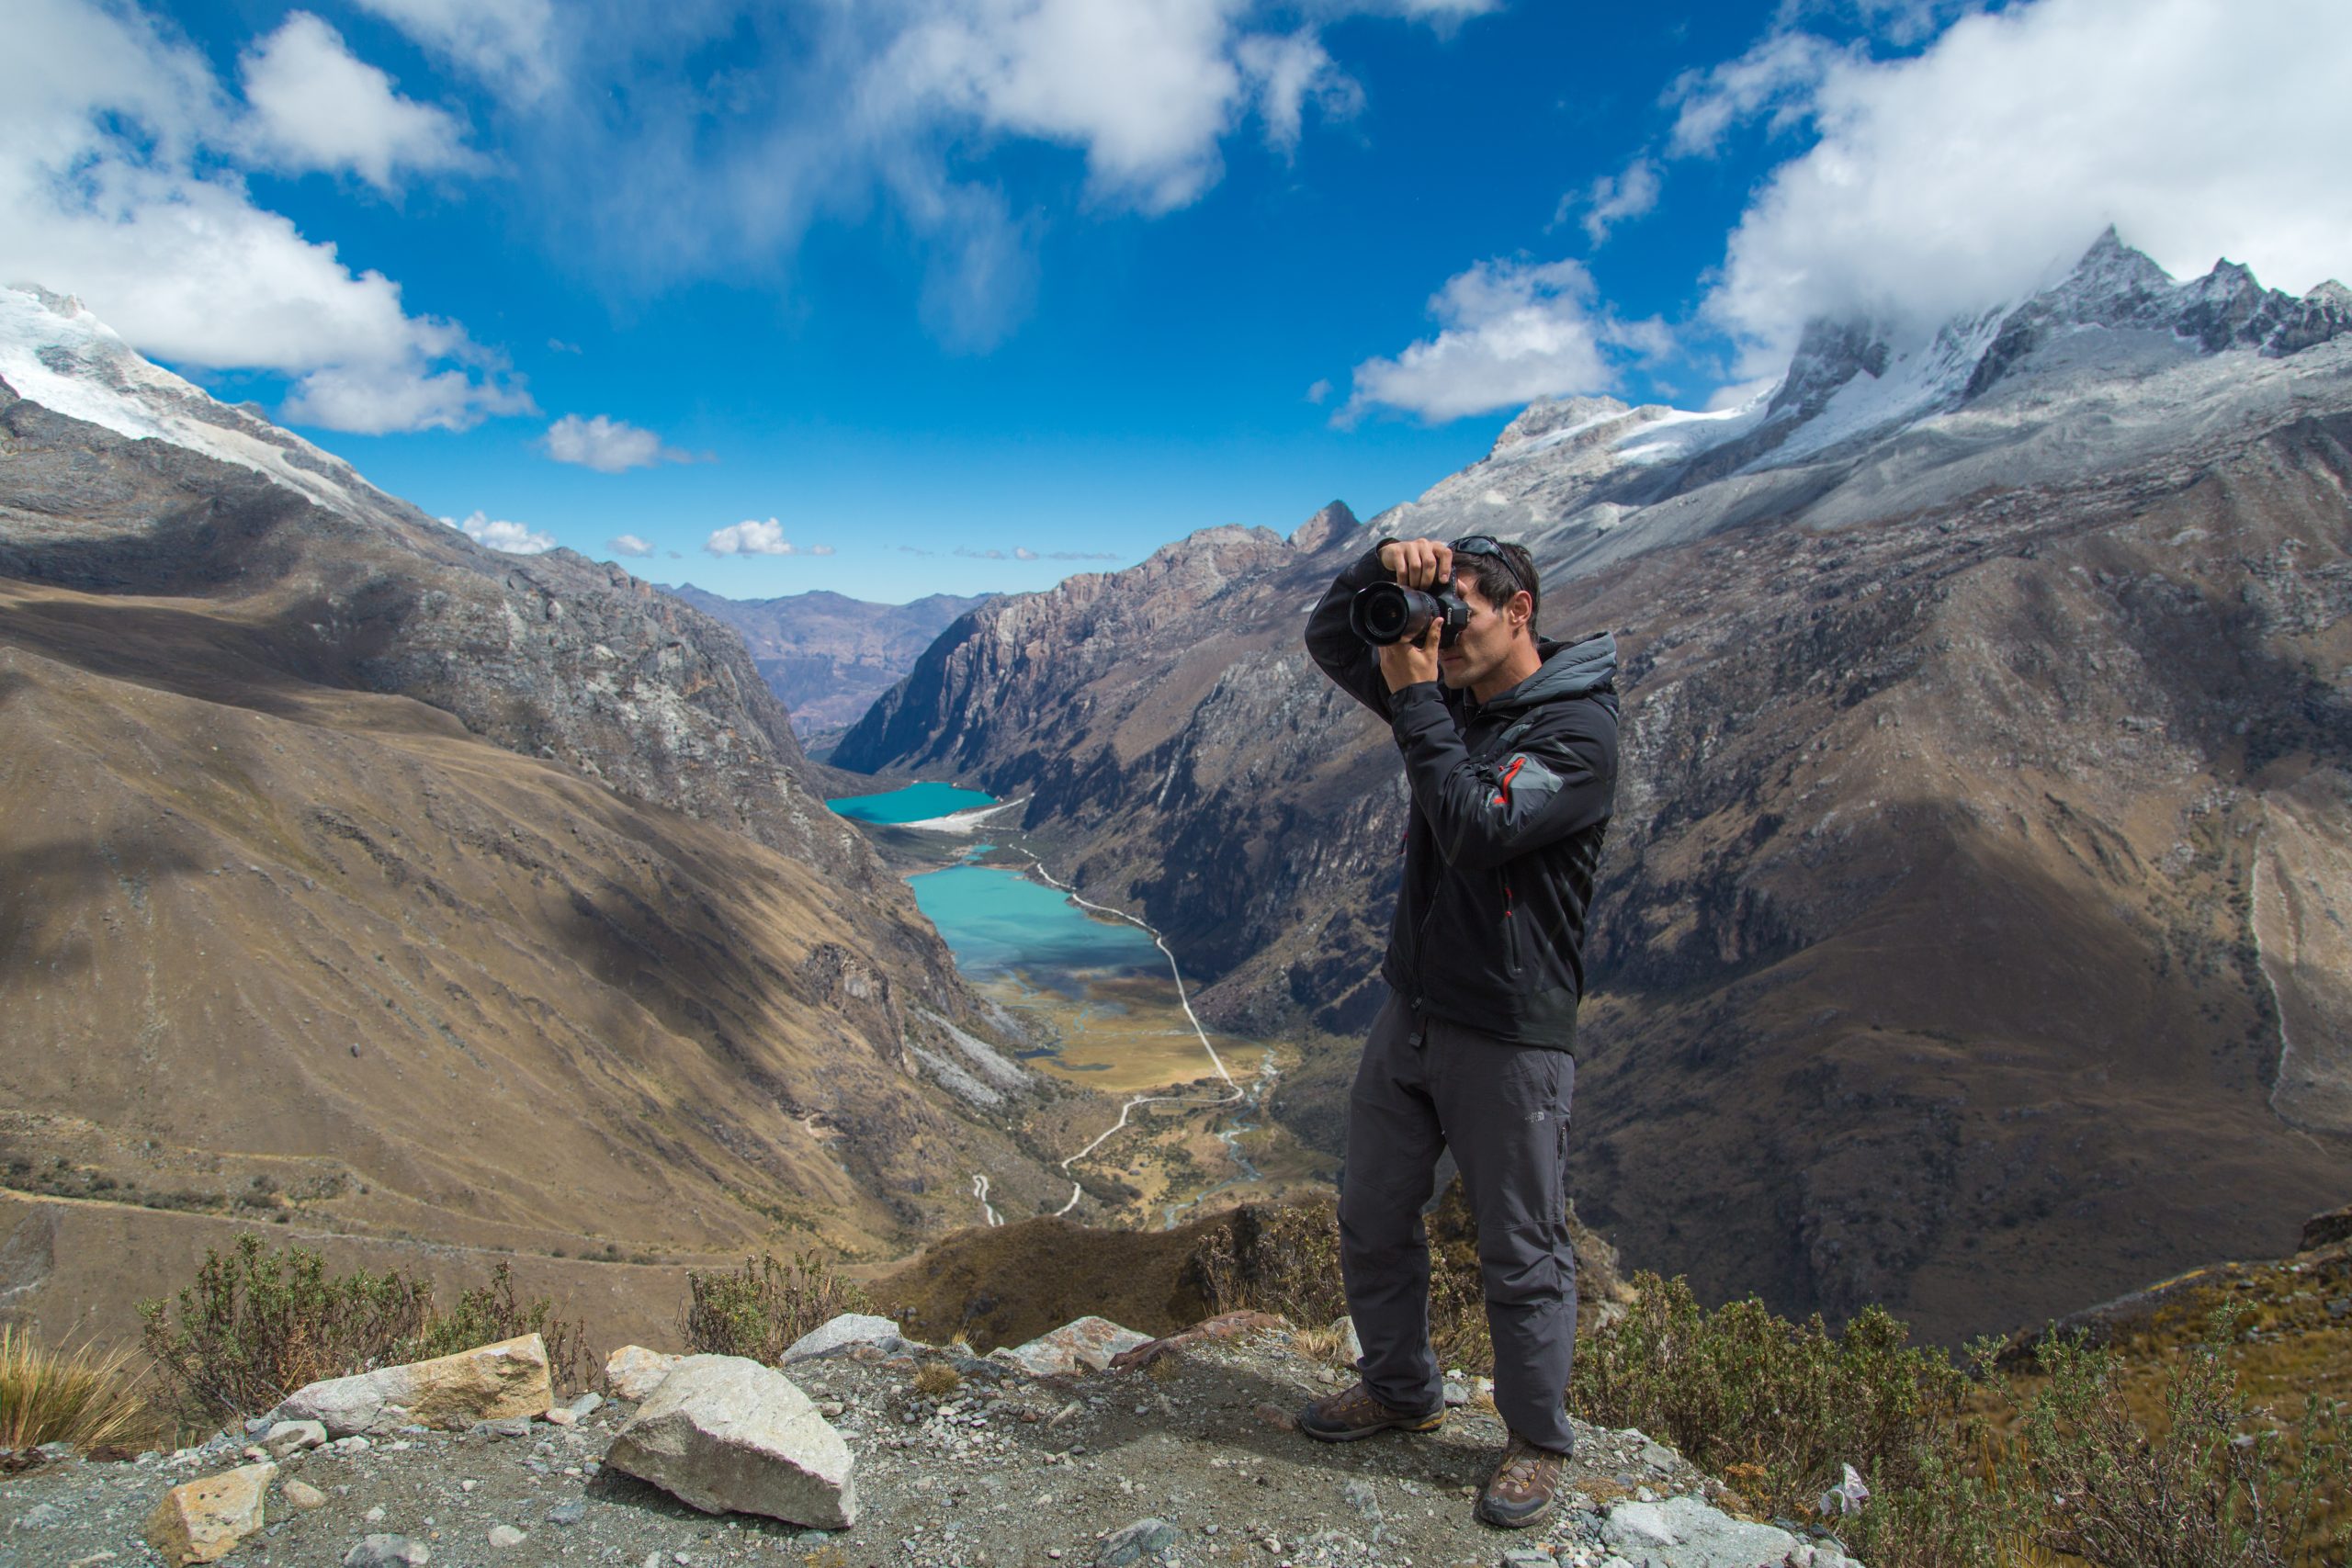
[1350,577,1469,649]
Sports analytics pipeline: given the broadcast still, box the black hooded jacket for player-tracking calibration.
[1306,546,1619,1050]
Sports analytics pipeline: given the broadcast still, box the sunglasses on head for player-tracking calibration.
[1449,535,1531,604]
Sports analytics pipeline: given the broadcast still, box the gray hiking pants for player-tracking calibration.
[1338,990,1577,1452]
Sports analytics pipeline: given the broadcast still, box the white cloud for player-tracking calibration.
[1341,257,1670,423]
[0,0,526,434]
[1013,546,1039,559]
[1236,30,1359,155]
[808,544,836,556]
[1571,156,1660,246]
[887,0,1281,216]
[1705,0,2352,366]
[447,510,556,553]
[238,12,476,191]
[707,517,795,556]
[349,0,558,102]
[542,413,690,473]
[1666,31,1842,158]
[286,358,531,434]
[1305,377,1332,404]
[608,534,653,556]
[493,2,1475,351]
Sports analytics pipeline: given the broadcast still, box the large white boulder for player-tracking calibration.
[601,1354,855,1529]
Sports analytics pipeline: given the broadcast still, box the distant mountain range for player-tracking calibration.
[837,232,2352,1343]
[0,285,1075,1348]
[662,585,989,742]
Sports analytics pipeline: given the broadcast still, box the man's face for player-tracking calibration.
[1437,573,1529,693]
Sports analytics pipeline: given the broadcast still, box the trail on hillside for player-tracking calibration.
[1018,855,1266,1221]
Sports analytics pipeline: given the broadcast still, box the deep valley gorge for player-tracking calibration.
[4,231,2351,1366]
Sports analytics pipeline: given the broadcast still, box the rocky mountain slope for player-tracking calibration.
[0,287,1076,1344]
[835,233,2352,1344]
[664,584,989,741]
[0,1316,1792,1568]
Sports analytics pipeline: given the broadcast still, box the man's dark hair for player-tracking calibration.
[1455,540,1541,631]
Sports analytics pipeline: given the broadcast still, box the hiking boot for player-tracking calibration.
[1295,1381,1445,1442]
[1476,1431,1568,1529]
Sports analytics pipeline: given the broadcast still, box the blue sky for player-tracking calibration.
[9,0,2349,600]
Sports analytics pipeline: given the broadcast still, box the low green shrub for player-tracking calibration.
[140,1236,587,1427]
[681,1252,871,1365]
[2003,1306,2350,1568]
[1569,1271,1981,1527]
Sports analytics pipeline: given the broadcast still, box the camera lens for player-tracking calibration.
[1351,582,1424,645]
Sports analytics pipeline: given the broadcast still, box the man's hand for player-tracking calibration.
[1378,536,1453,590]
[1378,613,1442,692]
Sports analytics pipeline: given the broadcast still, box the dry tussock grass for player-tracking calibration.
[0,1325,152,1452]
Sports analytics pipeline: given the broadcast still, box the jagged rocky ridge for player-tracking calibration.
[0,286,1073,1337]
[837,233,2352,1343]
[664,584,991,741]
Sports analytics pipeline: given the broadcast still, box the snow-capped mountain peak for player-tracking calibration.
[0,284,379,521]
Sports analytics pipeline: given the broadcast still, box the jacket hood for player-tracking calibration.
[1483,631,1618,715]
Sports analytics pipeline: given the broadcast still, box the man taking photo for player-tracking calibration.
[1298,533,1619,1530]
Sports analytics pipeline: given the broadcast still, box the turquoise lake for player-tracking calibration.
[907,864,1165,983]
[824,781,998,825]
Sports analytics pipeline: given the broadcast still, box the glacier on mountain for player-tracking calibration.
[0,284,385,525]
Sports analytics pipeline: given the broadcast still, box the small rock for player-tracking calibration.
[1442,1380,1471,1407]
[1251,1403,1297,1433]
[488,1524,527,1548]
[1341,1478,1379,1519]
[992,1316,1152,1378]
[1329,1315,1363,1365]
[605,1345,683,1402]
[565,1392,605,1418]
[14,1501,63,1529]
[145,1461,276,1565]
[544,1407,577,1427]
[1640,1441,1677,1471]
[345,1536,432,1567]
[1096,1517,1179,1567]
[547,1500,587,1527]
[265,1420,329,1459]
[365,1506,387,1524]
[332,1436,372,1455]
[281,1478,329,1511]
[1603,1496,1807,1566]
[1502,1551,1555,1568]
